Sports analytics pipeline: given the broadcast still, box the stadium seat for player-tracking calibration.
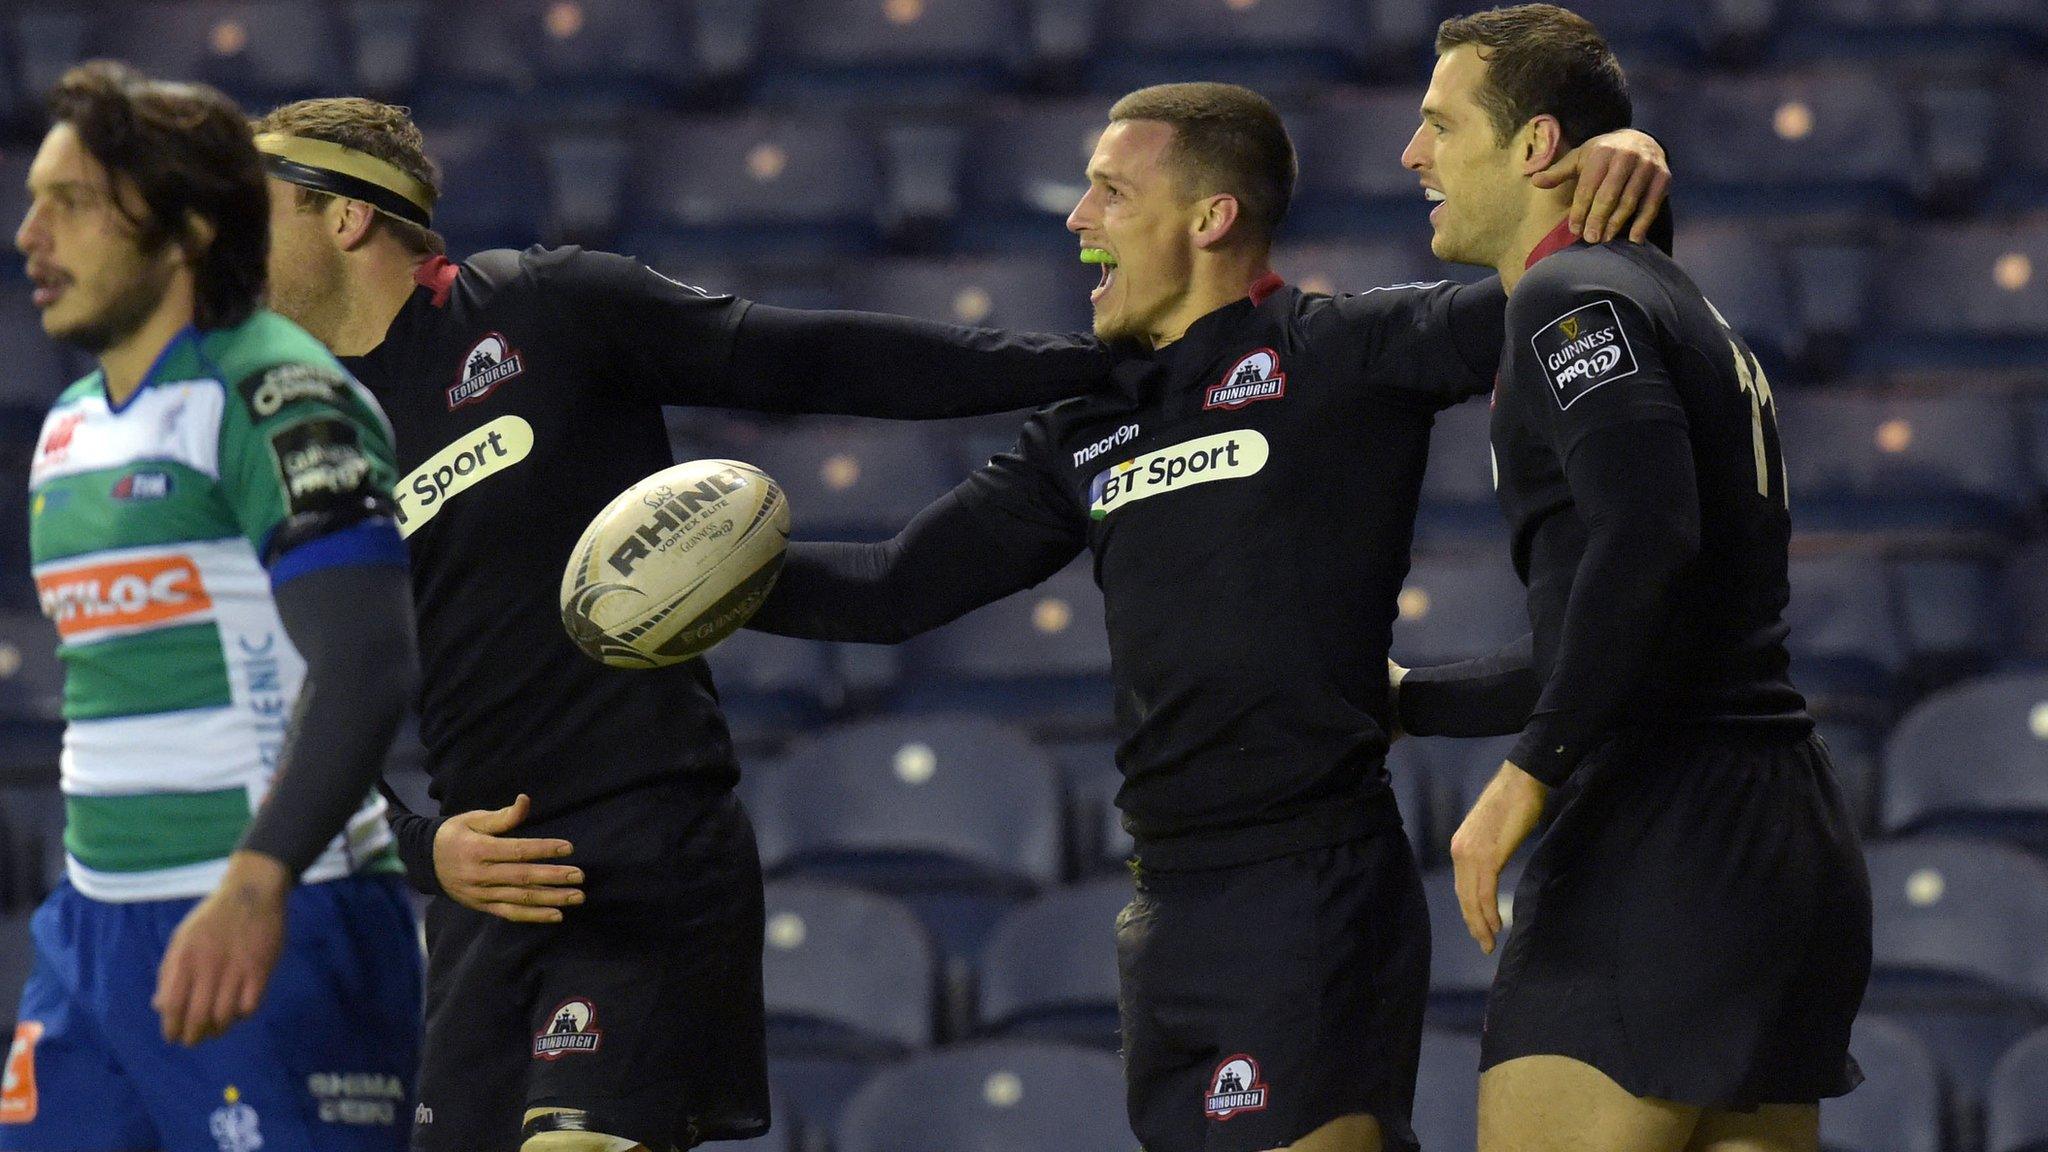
[705,630,838,746]
[0,148,32,283]
[757,0,1022,102]
[1779,389,2032,537]
[1785,548,1908,710]
[1286,90,1438,238]
[956,99,1106,255]
[86,1,349,107]
[624,115,885,258]
[525,0,699,107]
[1813,717,1881,835]
[11,7,92,106]
[0,907,32,1035]
[732,418,962,541]
[1414,735,1519,863]
[0,612,64,779]
[699,1081,798,1152]
[1413,1029,1480,1152]
[1992,63,2048,211]
[1881,673,2048,856]
[1786,0,2048,60]
[1988,1024,2048,1152]
[1649,66,1914,220]
[1674,222,1800,367]
[1391,550,1529,668]
[0,784,62,913]
[1423,860,1518,1032]
[1819,1016,1945,1152]
[761,880,937,1142]
[1041,737,1125,873]
[0,288,79,412]
[834,1040,1129,1152]
[1089,0,1366,96]
[1528,0,1773,61]
[1387,738,1434,864]
[414,118,550,257]
[537,123,633,245]
[2009,539,2048,665]
[415,2,536,111]
[898,559,1112,731]
[1892,550,2011,691]
[843,255,1093,334]
[975,875,1126,1048]
[746,714,1065,960]
[1864,838,2048,1109]
[1873,221,2048,369]
[1416,395,1506,543]
[341,0,424,98]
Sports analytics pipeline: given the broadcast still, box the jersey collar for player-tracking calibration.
[1525,217,1581,271]
[104,324,200,414]
[1154,273,1290,380]
[414,255,458,308]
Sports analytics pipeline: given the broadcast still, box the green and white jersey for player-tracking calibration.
[28,310,403,902]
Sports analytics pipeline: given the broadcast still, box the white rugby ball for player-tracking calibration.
[560,459,790,668]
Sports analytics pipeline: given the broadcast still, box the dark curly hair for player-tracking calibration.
[46,60,268,330]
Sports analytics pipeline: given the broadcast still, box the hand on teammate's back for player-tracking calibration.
[1531,129,1672,245]
[154,850,290,1046]
[434,793,586,923]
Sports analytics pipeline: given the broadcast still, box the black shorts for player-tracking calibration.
[1117,827,1430,1152]
[413,780,769,1152]
[1481,729,1872,1107]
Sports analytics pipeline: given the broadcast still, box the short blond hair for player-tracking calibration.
[255,97,445,256]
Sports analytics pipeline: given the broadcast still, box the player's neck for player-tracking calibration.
[100,277,198,408]
[327,246,428,358]
[1497,189,1575,295]
[1150,254,1275,349]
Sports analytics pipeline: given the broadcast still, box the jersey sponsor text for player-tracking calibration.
[1088,430,1269,519]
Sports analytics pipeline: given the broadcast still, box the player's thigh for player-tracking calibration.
[1268,1112,1382,1152]
[415,895,549,1152]
[1477,1055,1699,1152]
[1684,1105,1818,1152]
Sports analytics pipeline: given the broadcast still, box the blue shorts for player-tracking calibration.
[0,872,423,1152]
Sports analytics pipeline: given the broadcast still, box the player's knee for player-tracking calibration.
[1269,1111,1383,1152]
[521,1108,645,1152]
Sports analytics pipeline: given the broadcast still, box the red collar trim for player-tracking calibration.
[1248,271,1285,306]
[414,256,458,308]
[1525,218,1580,270]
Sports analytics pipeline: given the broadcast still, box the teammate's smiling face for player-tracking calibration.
[1066,119,1201,344]
[15,123,181,353]
[1403,45,1528,269]
[263,176,352,345]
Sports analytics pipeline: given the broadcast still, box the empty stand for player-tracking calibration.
[1414,1029,1481,1152]
[87,1,349,107]
[975,875,1126,1048]
[1988,1024,2048,1152]
[1390,551,1529,668]
[758,0,1022,102]
[834,1040,1128,1152]
[1875,221,2048,369]
[1819,1016,1945,1152]
[734,418,962,541]
[625,116,885,258]
[415,118,551,257]
[844,255,1094,334]
[898,560,1112,731]
[1882,673,2048,855]
[1779,390,2032,537]
[957,99,1106,254]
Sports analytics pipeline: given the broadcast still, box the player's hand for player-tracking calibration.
[154,851,290,1046]
[1387,658,1409,743]
[1449,761,1548,955]
[434,793,584,924]
[1533,128,1671,245]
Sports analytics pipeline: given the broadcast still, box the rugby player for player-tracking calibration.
[746,82,1671,1152]
[4,63,419,1151]
[1402,7,1871,1151]
[251,96,1139,1152]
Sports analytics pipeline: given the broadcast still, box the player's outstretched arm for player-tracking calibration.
[1393,634,1539,738]
[155,559,418,1046]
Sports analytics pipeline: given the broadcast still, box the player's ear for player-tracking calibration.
[1520,114,1568,176]
[332,198,379,252]
[1190,193,1240,251]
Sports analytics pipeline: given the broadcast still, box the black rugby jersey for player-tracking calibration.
[344,245,1116,853]
[1492,223,1809,786]
[753,273,1507,869]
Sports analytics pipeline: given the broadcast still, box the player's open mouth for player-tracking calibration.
[28,267,68,310]
[1082,247,1117,303]
[1425,187,1447,226]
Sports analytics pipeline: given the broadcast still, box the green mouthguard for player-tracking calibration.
[1080,248,1115,264]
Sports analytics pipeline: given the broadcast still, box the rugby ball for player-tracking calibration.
[560,459,790,668]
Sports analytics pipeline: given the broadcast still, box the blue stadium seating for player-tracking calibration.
[1864,838,2048,1110]
[1416,395,1505,542]
[11,8,92,110]
[1786,549,1908,710]
[746,714,1065,959]
[834,1040,1129,1152]
[1993,63,2048,211]
[957,99,1105,254]
[1786,0,2048,60]
[0,612,64,778]
[1387,738,1435,863]
[1674,222,1800,367]
[1882,673,2048,855]
[0,784,62,912]
[1988,1024,2048,1152]
[700,1081,798,1152]
[844,255,1094,334]
[1873,221,2048,369]
[1524,0,1775,61]
[1813,717,1881,834]
[1269,238,1448,299]
[86,2,349,108]
[1422,859,1520,1032]
[1414,1029,1480,1152]
[0,288,78,411]
[1778,391,2032,537]
[1818,1016,1945,1152]
[415,118,550,257]
[1391,550,1529,668]
[898,560,1112,730]
[415,0,702,117]
[1069,756,1130,872]
[0,151,33,284]
[2010,540,2048,664]
[1649,66,1914,220]
[1089,0,1367,96]
[757,0,1023,102]
[975,876,1126,1048]
[1286,90,1437,238]
[707,630,838,745]
[525,0,699,107]
[624,116,885,258]
[538,124,634,245]
[1891,550,2010,691]
[0,908,31,1035]
[733,418,961,541]
[1413,734,1519,866]
[341,0,424,98]
[760,880,937,1142]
